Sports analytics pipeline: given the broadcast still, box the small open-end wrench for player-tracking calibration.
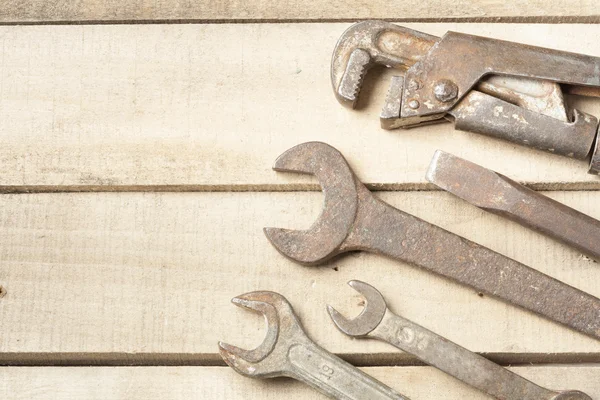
[218,290,409,400]
[328,280,592,400]
[264,142,600,340]
[427,150,600,262]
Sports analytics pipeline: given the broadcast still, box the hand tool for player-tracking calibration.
[331,20,600,174]
[427,150,600,262]
[218,290,409,400]
[328,280,592,400]
[264,142,600,340]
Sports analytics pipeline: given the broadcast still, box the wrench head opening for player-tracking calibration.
[551,391,593,400]
[219,291,298,378]
[264,142,359,265]
[331,20,437,108]
[327,280,387,337]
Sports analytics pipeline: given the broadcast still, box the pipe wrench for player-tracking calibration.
[331,21,600,174]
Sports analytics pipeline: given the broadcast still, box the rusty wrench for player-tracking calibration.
[331,21,600,173]
[264,142,600,340]
[427,151,600,262]
[218,290,409,400]
[328,280,592,400]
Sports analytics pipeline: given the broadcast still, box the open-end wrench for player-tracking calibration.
[218,290,409,400]
[328,280,592,400]
[264,142,600,340]
[427,150,600,262]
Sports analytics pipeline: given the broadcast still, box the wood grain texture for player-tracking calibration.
[1,23,600,192]
[0,0,599,23]
[0,191,599,364]
[1,366,599,399]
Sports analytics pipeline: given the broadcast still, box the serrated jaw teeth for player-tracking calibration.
[337,48,372,108]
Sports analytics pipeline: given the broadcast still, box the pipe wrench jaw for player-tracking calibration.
[331,20,438,108]
[380,75,448,130]
[335,48,373,109]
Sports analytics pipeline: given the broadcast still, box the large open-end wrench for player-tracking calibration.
[218,290,409,400]
[328,280,592,400]
[264,142,600,340]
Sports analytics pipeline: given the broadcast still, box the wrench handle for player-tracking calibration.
[371,311,557,400]
[350,190,600,340]
[286,342,407,400]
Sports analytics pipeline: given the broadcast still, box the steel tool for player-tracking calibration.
[328,280,592,400]
[427,150,600,261]
[218,290,408,400]
[331,20,600,174]
[264,142,600,340]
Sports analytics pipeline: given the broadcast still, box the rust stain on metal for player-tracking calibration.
[329,280,593,400]
[427,151,600,262]
[219,291,407,399]
[332,21,600,174]
[265,142,600,340]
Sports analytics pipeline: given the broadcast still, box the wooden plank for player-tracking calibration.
[1,191,599,364]
[1,23,600,192]
[1,366,599,399]
[1,1,600,24]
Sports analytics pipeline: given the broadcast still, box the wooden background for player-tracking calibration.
[0,2,599,399]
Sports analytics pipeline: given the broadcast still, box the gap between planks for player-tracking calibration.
[5,17,600,25]
[2,183,600,194]
[0,352,599,367]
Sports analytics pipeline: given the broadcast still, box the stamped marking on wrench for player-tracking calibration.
[218,291,409,400]
[264,142,600,339]
[328,280,593,400]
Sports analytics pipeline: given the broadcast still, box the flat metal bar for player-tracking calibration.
[427,151,600,261]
